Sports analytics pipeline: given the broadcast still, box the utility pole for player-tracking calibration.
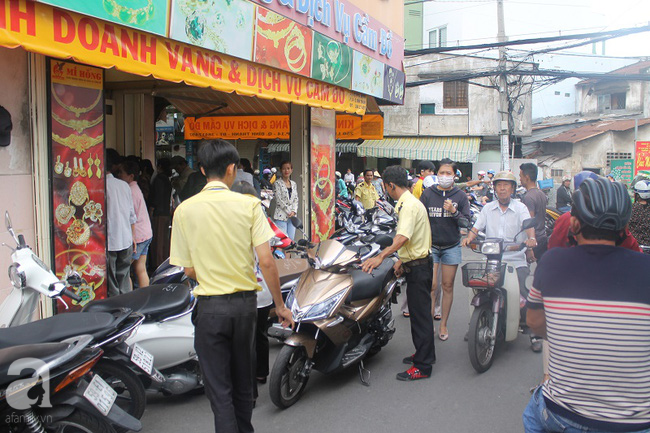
[497,0,510,171]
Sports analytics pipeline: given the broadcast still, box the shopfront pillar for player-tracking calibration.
[290,104,309,239]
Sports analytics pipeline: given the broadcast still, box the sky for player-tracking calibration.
[421,0,650,58]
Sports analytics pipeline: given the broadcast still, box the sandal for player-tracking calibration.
[439,330,449,341]
[433,314,442,321]
[403,312,410,318]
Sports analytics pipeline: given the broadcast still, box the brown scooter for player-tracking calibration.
[269,235,400,409]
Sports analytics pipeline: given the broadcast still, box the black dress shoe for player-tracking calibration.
[256,376,267,384]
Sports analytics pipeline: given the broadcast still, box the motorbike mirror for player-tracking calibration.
[5,211,19,246]
[374,234,393,249]
[289,216,303,230]
[521,218,536,230]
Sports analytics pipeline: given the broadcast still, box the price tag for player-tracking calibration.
[83,374,117,417]
[130,344,154,375]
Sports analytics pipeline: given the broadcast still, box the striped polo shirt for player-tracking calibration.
[528,245,650,432]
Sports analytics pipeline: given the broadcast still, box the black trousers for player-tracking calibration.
[193,293,257,433]
[255,306,271,379]
[405,259,436,374]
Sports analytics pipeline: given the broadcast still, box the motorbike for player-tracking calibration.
[460,218,536,373]
[268,235,401,409]
[0,212,161,426]
[0,335,142,432]
[545,206,563,238]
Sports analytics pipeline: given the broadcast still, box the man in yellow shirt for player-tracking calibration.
[170,139,293,433]
[412,160,435,199]
[362,165,435,381]
[355,168,379,210]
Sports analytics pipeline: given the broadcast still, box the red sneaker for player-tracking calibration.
[396,366,431,381]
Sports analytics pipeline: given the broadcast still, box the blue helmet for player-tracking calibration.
[487,169,496,175]
[573,170,598,190]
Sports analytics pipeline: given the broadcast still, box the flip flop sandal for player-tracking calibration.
[434,314,442,321]
[403,312,410,318]
[439,332,449,341]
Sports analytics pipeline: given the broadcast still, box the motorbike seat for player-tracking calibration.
[0,342,70,387]
[82,284,192,322]
[0,312,127,350]
[347,258,394,302]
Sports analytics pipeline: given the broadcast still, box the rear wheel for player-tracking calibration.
[92,360,146,432]
[468,304,497,373]
[46,409,116,433]
[269,346,310,409]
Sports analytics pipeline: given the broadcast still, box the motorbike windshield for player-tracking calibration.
[308,239,358,269]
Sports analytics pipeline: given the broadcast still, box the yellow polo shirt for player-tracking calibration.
[412,178,424,199]
[355,181,379,210]
[395,190,432,262]
[170,181,274,296]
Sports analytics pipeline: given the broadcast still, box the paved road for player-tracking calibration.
[140,252,542,433]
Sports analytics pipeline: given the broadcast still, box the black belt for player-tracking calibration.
[197,291,256,300]
[402,256,431,269]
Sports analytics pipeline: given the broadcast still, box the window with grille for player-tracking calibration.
[428,26,447,48]
[606,152,632,166]
[443,81,468,108]
[420,104,436,114]
[611,92,626,110]
[551,169,563,177]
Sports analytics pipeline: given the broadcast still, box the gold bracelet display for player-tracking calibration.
[103,0,154,25]
[53,112,103,134]
[52,132,104,154]
[284,26,307,73]
[52,90,102,118]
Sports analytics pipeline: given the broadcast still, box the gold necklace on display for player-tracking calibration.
[103,0,154,25]
[52,132,104,154]
[52,90,102,118]
[284,26,307,73]
[53,112,103,134]
[257,22,296,49]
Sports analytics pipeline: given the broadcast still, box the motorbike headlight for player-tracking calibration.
[8,263,25,289]
[285,287,297,310]
[481,242,501,255]
[301,291,346,322]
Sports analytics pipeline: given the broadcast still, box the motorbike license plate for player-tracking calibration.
[130,344,154,375]
[83,374,117,417]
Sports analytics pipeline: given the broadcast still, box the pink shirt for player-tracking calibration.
[129,181,153,243]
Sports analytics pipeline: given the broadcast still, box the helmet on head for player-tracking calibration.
[477,170,486,176]
[492,171,517,187]
[572,177,631,231]
[456,169,462,178]
[633,180,650,199]
[573,170,598,190]
[271,167,277,173]
[373,171,381,178]
[335,171,341,178]
[487,169,496,175]
[423,174,438,189]
[263,168,271,175]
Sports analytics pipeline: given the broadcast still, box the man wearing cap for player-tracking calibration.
[355,169,379,210]
[362,165,435,381]
[412,161,436,199]
[372,170,385,198]
[556,176,572,213]
[462,171,540,351]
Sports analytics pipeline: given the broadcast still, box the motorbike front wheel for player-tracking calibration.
[468,304,497,373]
[269,345,310,409]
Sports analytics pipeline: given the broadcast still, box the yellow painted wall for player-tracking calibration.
[349,0,404,37]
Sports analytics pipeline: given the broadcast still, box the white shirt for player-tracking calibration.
[235,169,254,187]
[106,174,137,251]
[473,199,531,268]
[344,172,355,183]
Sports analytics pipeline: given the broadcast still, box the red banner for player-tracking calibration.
[50,60,107,311]
[635,141,650,175]
[310,108,336,241]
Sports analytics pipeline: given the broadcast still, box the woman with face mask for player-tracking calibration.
[419,158,471,341]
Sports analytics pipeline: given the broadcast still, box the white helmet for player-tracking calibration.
[423,174,438,189]
[634,180,650,199]
[477,170,486,177]
[335,171,341,178]
[271,167,277,174]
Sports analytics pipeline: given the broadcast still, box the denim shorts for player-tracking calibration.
[431,243,462,265]
[133,237,152,260]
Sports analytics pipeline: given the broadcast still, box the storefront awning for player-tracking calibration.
[358,137,481,162]
[267,141,359,154]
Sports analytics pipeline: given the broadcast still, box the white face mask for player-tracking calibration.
[438,175,454,189]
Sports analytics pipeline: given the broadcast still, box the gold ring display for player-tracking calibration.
[52,89,102,118]
[55,203,76,225]
[53,112,103,133]
[103,0,154,25]
[66,219,91,246]
[69,181,89,207]
[83,201,103,225]
[52,132,104,154]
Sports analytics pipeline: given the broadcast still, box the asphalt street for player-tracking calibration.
[140,251,542,433]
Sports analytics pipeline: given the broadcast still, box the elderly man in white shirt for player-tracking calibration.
[106,149,137,297]
[461,171,541,351]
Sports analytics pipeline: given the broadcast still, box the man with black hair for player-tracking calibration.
[412,160,435,199]
[362,165,435,381]
[524,177,650,432]
[355,168,379,210]
[105,148,136,297]
[520,163,548,262]
[170,139,293,433]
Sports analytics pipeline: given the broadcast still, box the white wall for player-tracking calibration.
[0,47,35,304]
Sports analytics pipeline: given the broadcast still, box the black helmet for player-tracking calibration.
[572,177,631,231]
